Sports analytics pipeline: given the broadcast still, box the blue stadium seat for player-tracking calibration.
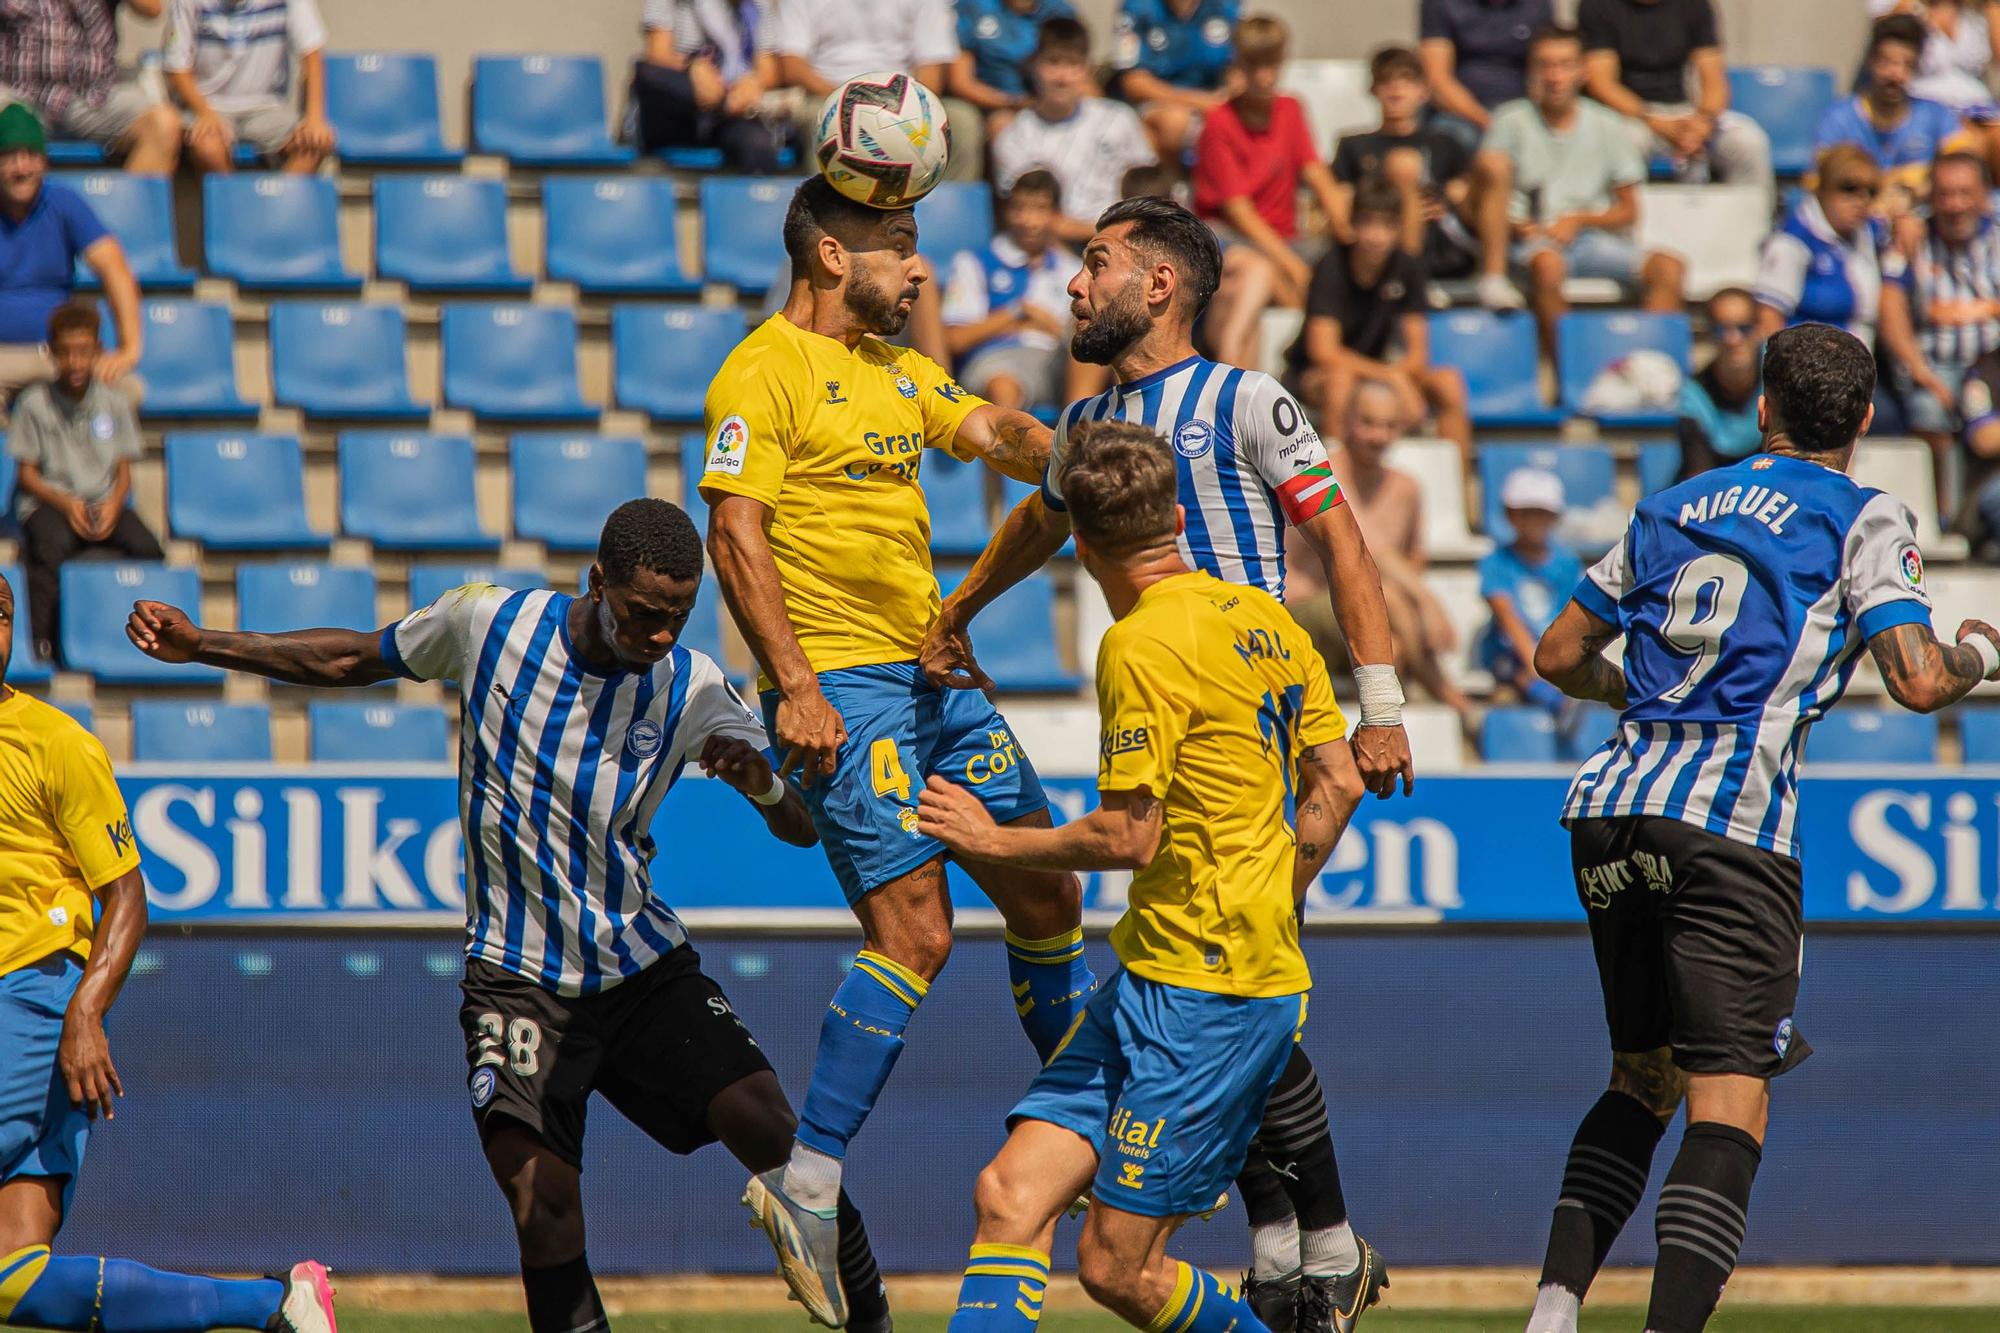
[925,454,991,556]
[61,563,220,683]
[269,301,426,419]
[203,175,359,290]
[1729,66,1837,178]
[1961,709,2000,764]
[510,434,649,551]
[339,432,497,551]
[679,433,711,533]
[0,562,49,684]
[1638,441,1682,496]
[934,570,1079,691]
[409,563,545,610]
[1427,311,1562,427]
[45,698,92,731]
[1811,708,1938,765]
[45,141,103,166]
[324,53,462,166]
[134,301,256,418]
[131,701,272,763]
[1558,702,1621,762]
[1481,707,1558,763]
[1479,443,1617,544]
[543,178,700,295]
[613,304,746,420]
[374,176,530,293]
[999,475,1076,554]
[55,173,193,289]
[236,562,378,634]
[1558,311,1693,429]
[0,450,14,532]
[441,304,597,422]
[309,701,451,763]
[473,55,635,167]
[165,432,325,550]
[700,178,792,292]
[919,182,995,264]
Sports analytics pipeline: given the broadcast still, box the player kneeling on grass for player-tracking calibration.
[917,420,1369,1333]
[0,570,336,1333]
[124,500,895,1333]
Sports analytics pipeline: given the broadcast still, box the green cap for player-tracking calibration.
[0,102,46,154]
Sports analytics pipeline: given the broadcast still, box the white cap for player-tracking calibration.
[1501,467,1566,514]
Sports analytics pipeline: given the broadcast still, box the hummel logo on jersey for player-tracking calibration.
[824,380,846,404]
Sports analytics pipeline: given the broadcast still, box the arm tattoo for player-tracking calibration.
[979,411,1051,483]
[1871,622,1989,713]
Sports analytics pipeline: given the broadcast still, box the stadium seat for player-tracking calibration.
[409,562,545,611]
[0,563,49,684]
[1729,66,1837,177]
[924,453,992,556]
[45,698,92,730]
[130,701,272,763]
[339,432,497,551]
[543,177,699,295]
[1383,438,1488,561]
[1638,441,1682,495]
[934,569,1080,691]
[309,701,451,763]
[680,577,729,667]
[1481,707,1558,763]
[1811,708,1938,765]
[132,301,255,418]
[918,182,995,263]
[1258,306,1304,379]
[1423,566,1493,693]
[613,304,747,420]
[1427,311,1562,427]
[54,173,193,289]
[61,563,219,683]
[1479,443,1620,547]
[0,450,14,533]
[1559,702,1621,761]
[324,53,461,166]
[473,55,634,166]
[441,304,597,422]
[1961,708,2000,764]
[165,432,326,550]
[678,433,711,531]
[510,434,649,551]
[1280,59,1374,147]
[374,177,530,293]
[700,178,792,292]
[1851,437,1969,559]
[1558,312,1692,429]
[269,302,426,419]
[45,141,103,166]
[236,562,378,634]
[202,175,359,290]
[1637,185,1766,300]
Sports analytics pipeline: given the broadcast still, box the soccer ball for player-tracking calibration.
[815,72,951,209]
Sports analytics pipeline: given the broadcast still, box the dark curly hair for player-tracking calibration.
[1762,323,1876,455]
[1094,195,1222,318]
[597,498,703,586]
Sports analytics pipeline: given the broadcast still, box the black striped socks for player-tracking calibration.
[1645,1122,1763,1333]
[1539,1090,1668,1300]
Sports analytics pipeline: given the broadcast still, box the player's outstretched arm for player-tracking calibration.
[1295,505,1415,797]
[62,865,145,1121]
[125,600,398,687]
[1292,740,1366,903]
[922,489,1072,689]
[697,734,818,849]
[1535,600,1628,708]
[1869,619,2000,714]
[916,775,1162,872]
[954,404,1054,484]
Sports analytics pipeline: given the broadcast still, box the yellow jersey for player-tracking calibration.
[698,313,987,681]
[1097,571,1346,998]
[0,691,141,978]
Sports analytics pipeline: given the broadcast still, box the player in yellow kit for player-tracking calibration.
[917,421,1376,1333]
[701,176,1092,1324]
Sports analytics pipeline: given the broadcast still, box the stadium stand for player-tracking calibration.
[202,176,361,291]
[917,182,996,265]
[1727,66,1838,178]
[680,577,730,668]
[934,569,1080,692]
[0,563,50,685]
[268,302,427,420]
[0,452,14,532]
[131,302,257,419]
[164,433,326,550]
[130,701,273,763]
[543,177,701,296]
[1557,311,1694,430]
[472,54,635,167]
[1481,706,1557,763]
[1384,438,1489,561]
[323,53,463,166]
[1638,442,1682,496]
[1961,708,2000,764]
[56,173,194,290]
[923,454,994,557]
[511,434,650,551]
[374,177,532,293]
[1636,184,1768,300]
[1811,708,1940,764]
[677,434,711,531]
[61,563,220,684]
[1559,703,1622,762]
[409,563,546,610]
[308,701,453,763]
[339,433,498,551]
[236,563,379,635]
[441,305,598,422]
[1428,311,1563,428]
[700,177,793,292]
[1479,444,1619,547]
[1279,58,1374,148]
[1850,437,1967,559]
[45,699,93,730]
[613,305,747,421]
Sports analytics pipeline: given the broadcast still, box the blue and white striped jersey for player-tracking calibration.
[382,584,767,996]
[1562,454,1934,858]
[1040,354,1329,599]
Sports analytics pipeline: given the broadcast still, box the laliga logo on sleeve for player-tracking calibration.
[707,415,749,475]
[627,718,664,759]
[470,1067,496,1108]
[1900,546,1925,593]
[1173,419,1214,459]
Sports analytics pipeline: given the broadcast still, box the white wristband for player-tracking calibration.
[750,770,787,806]
[1353,664,1405,728]
[1970,633,2000,682]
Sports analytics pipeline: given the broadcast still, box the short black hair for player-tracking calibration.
[1035,15,1091,61]
[782,175,909,281]
[1528,24,1584,57]
[1007,168,1062,206]
[1934,148,1992,188]
[46,300,98,346]
[1369,45,1424,86]
[1762,324,1876,455]
[1094,195,1222,316]
[598,498,703,585]
[1351,177,1404,225]
[1869,13,1928,60]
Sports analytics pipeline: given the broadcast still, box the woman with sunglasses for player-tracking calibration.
[1752,144,1886,346]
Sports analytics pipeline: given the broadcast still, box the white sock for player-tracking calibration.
[1299,1222,1360,1278]
[1525,1283,1582,1333]
[781,1142,842,1213]
[1250,1219,1302,1280]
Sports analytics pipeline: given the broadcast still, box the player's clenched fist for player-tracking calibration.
[774,686,847,788]
[126,600,201,662]
[699,734,776,794]
[916,774,1000,859]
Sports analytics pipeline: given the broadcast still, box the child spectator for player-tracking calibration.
[1111,0,1240,159]
[950,0,1075,139]
[165,0,334,175]
[1419,0,1554,151]
[1478,467,1581,708]
[1679,288,1766,480]
[941,169,1079,411]
[1333,45,1480,279]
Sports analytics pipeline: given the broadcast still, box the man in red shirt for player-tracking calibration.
[1192,14,1341,371]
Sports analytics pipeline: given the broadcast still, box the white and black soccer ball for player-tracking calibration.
[814,72,951,208]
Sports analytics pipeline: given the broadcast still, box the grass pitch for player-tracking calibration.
[340,1311,2000,1332]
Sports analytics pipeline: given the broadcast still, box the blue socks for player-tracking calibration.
[1005,927,1097,1063]
[795,950,929,1163]
[948,1244,1050,1329]
[1,1246,284,1332]
[1147,1263,1271,1333]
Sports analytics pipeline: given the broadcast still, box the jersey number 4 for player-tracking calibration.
[1660,553,1749,703]
[871,738,912,801]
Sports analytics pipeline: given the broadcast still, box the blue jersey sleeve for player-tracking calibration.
[1477,549,1512,600]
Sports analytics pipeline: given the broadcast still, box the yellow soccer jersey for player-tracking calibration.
[0,691,141,977]
[698,313,987,680]
[1097,571,1347,998]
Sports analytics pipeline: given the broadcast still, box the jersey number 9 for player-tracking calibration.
[1660,553,1750,704]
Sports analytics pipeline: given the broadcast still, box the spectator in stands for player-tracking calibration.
[0,0,179,172]
[164,0,333,175]
[1677,287,1765,480]
[1288,179,1473,463]
[1419,0,1554,152]
[941,169,1078,410]
[1474,26,1686,351]
[0,104,141,410]
[1332,45,1479,280]
[1866,0,2000,117]
[1577,0,1773,197]
[10,302,159,664]
[770,0,984,181]
[950,0,1075,140]
[1110,0,1240,160]
[1817,15,1981,215]
[992,18,1157,246]
[1477,466,1580,709]
[1954,340,2000,551]
[632,0,787,172]
[1754,144,1885,345]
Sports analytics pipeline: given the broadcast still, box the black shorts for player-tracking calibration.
[1570,815,1813,1079]
[458,945,774,1167]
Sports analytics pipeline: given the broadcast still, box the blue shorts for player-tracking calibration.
[763,660,1049,904]
[1010,969,1306,1218]
[1511,230,1643,287]
[0,955,91,1220]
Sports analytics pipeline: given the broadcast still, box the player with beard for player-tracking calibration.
[700,177,1094,1327]
[919,195,1406,1333]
